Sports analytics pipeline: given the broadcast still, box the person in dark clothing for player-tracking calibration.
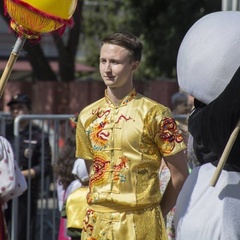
[4,93,52,240]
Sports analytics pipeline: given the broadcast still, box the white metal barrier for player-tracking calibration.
[0,113,74,240]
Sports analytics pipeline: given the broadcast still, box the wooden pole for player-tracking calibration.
[210,119,240,187]
[0,36,26,97]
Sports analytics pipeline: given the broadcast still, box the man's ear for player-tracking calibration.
[132,61,139,71]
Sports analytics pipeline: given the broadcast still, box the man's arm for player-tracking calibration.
[21,168,36,178]
[160,150,189,218]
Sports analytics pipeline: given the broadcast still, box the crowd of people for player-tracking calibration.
[1,10,240,240]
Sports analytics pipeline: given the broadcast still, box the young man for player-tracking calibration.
[4,93,52,240]
[76,32,189,240]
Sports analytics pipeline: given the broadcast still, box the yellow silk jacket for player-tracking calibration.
[76,89,185,209]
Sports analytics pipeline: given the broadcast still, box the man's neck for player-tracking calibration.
[107,85,134,105]
[107,87,133,106]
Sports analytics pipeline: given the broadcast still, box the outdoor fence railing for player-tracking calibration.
[0,113,74,240]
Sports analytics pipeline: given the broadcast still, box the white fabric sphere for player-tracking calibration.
[177,11,240,104]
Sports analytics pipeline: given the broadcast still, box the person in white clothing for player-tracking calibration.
[0,136,27,240]
[175,11,240,240]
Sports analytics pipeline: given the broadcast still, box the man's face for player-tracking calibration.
[99,43,139,89]
[9,103,30,119]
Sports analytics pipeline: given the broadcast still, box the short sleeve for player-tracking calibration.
[150,106,186,157]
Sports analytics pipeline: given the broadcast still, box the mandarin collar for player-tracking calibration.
[105,88,137,107]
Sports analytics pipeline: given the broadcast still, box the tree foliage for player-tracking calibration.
[81,0,221,80]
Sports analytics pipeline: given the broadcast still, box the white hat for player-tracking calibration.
[177,11,240,104]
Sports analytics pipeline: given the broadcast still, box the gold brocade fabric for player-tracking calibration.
[82,205,167,240]
[76,119,94,160]
[76,89,186,240]
[66,187,88,230]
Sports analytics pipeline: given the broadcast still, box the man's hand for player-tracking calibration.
[21,169,36,179]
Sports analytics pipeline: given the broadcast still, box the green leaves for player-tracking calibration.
[80,0,221,80]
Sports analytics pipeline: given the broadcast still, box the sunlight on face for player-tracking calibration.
[99,44,138,89]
